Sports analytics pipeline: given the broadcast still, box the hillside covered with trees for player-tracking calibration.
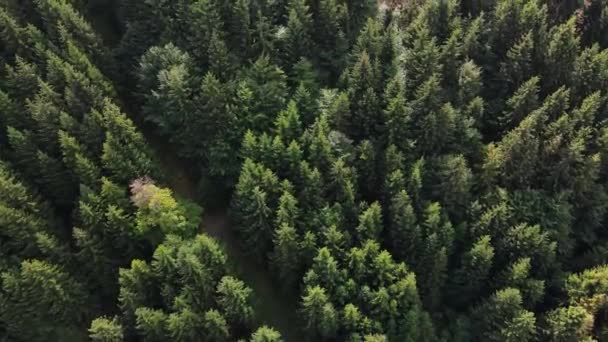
[1,0,608,341]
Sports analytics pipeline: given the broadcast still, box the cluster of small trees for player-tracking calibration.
[2,0,608,341]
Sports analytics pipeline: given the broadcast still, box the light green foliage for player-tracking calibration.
[355,201,383,242]
[458,60,483,105]
[301,285,339,338]
[497,257,546,306]
[89,317,124,342]
[131,179,198,237]
[202,309,230,341]
[304,247,341,293]
[216,276,254,326]
[566,266,608,313]
[250,326,283,342]
[275,100,302,143]
[135,307,168,340]
[541,305,595,342]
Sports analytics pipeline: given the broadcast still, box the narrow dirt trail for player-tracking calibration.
[146,133,301,341]
[93,11,302,337]
[201,211,301,342]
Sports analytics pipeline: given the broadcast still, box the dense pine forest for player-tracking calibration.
[1,0,608,341]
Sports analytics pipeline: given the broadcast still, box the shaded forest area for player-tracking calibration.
[2,0,608,341]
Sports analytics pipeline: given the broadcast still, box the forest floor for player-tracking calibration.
[145,130,302,341]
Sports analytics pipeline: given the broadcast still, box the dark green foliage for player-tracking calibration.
[344,51,382,141]
[316,0,349,81]
[346,0,377,40]
[471,288,537,342]
[231,159,278,257]
[388,190,418,265]
[448,235,494,307]
[0,162,64,265]
[0,260,88,341]
[186,0,224,67]
[242,56,288,131]
[101,100,160,183]
[118,234,256,340]
[280,0,314,71]
[3,0,608,341]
